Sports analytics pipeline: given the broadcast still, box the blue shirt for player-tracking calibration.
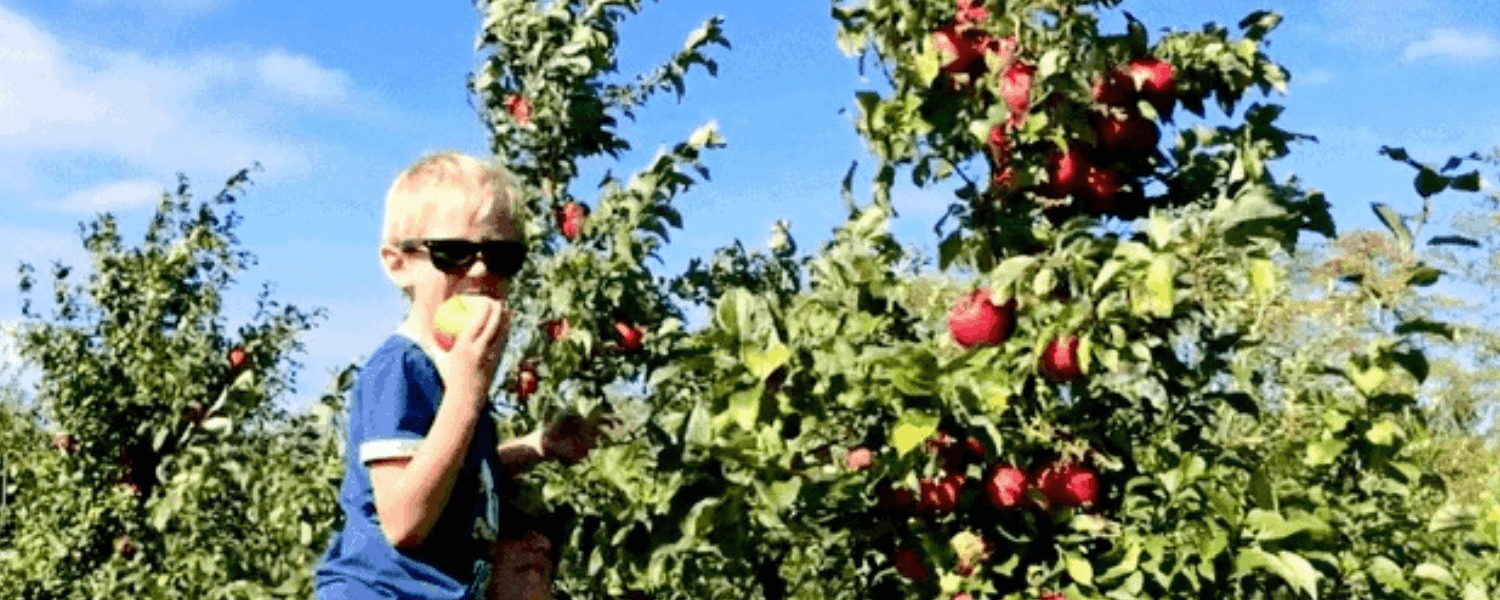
[315,332,503,600]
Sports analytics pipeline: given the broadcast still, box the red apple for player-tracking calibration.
[1036,461,1098,508]
[1126,56,1176,117]
[541,318,569,342]
[1038,334,1083,383]
[1037,145,1088,200]
[998,62,1035,125]
[1094,111,1160,153]
[879,485,918,512]
[50,432,77,455]
[892,546,930,582]
[614,321,645,352]
[115,535,137,559]
[556,202,588,241]
[947,288,1015,348]
[515,367,539,403]
[1079,164,1121,216]
[984,464,1029,509]
[952,594,974,600]
[845,446,875,471]
[227,346,248,374]
[934,24,985,74]
[1092,69,1135,106]
[918,473,966,516]
[955,0,988,25]
[504,93,532,125]
[985,125,1010,168]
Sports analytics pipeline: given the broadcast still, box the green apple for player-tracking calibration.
[433,294,486,351]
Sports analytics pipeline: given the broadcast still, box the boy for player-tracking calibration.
[315,152,590,599]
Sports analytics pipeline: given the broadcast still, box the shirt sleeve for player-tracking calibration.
[353,342,439,464]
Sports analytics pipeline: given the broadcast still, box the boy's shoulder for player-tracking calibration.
[354,332,442,398]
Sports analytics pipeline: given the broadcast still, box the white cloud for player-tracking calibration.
[55,179,162,213]
[1402,28,1500,62]
[0,5,370,212]
[1299,69,1334,86]
[256,50,352,104]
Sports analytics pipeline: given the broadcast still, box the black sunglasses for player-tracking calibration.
[399,239,527,278]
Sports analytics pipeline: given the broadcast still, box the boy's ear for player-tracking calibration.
[380,245,411,287]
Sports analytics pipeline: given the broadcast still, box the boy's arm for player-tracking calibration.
[369,301,509,549]
[497,413,599,479]
[368,391,487,549]
[496,429,545,478]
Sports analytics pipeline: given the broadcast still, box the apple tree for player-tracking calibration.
[0,171,352,599]
[473,1,1497,600]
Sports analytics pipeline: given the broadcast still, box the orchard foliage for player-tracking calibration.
[0,172,351,599]
[474,1,1498,600]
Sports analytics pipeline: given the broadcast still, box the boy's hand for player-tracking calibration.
[437,297,512,407]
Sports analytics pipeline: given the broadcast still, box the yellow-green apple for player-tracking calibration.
[432,294,486,351]
[947,288,1015,348]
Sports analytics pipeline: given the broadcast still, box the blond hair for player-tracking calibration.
[380,151,524,250]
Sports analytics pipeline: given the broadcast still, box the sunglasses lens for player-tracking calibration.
[482,242,526,277]
[423,241,480,274]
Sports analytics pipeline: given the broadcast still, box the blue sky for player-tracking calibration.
[1,0,1497,410]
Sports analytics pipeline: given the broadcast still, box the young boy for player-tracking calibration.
[314,152,589,599]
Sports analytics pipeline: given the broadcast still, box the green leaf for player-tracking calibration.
[1413,563,1456,587]
[1427,235,1480,248]
[1146,254,1176,318]
[1065,552,1094,585]
[1365,420,1403,446]
[891,411,939,455]
[1414,169,1450,198]
[1428,503,1477,533]
[1450,170,1482,192]
[1304,439,1347,467]
[1275,551,1322,599]
[727,384,764,431]
[1372,203,1412,249]
[1406,266,1442,287]
[1389,349,1429,383]
[1347,358,1388,396]
[1248,257,1277,300]
[743,342,790,380]
[1394,318,1456,340]
[1368,557,1407,590]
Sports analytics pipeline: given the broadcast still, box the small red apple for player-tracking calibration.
[1038,334,1084,383]
[918,472,966,516]
[115,535,137,559]
[892,546,930,582]
[50,432,77,455]
[556,202,588,241]
[1079,164,1122,216]
[984,464,1028,509]
[845,446,875,471]
[933,24,985,74]
[504,93,532,125]
[1036,461,1099,508]
[879,485,918,512]
[1037,145,1088,200]
[541,318,569,342]
[985,125,1010,168]
[614,321,645,352]
[1094,111,1160,153]
[515,367,539,403]
[947,288,1015,348]
[955,0,988,25]
[1125,56,1176,117]
[227,346,248,374]
[998,62,1035,125]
